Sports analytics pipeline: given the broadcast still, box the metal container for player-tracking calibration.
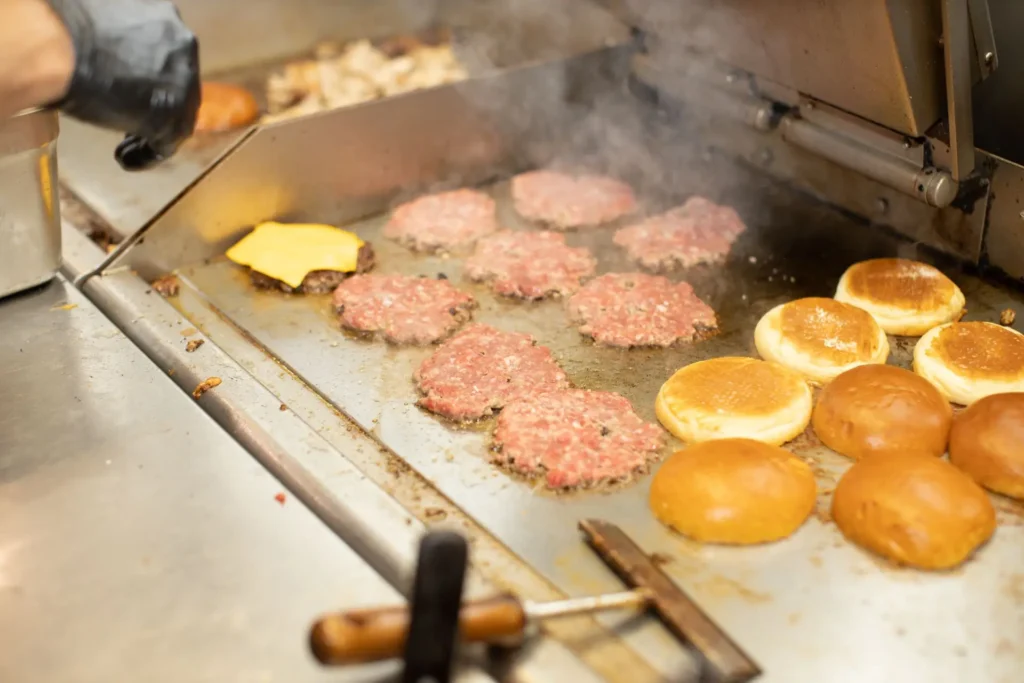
[0,108,61,299]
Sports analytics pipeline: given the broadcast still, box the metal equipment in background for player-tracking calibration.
[598,0,1024,282]
[311,523,760,683]
[0,108,61,299]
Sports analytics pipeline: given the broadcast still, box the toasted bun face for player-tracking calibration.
[655,357,812,445]
[949,392,1024,499]
[834,258,965,336]
[812,364,952,460]
[831,454,996,570]
[650,439,817,545]
[913,322,1024,405]
[754,297,889,384]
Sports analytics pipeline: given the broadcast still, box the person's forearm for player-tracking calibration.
[0,0,74,120]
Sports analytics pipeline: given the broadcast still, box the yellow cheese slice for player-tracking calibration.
[225,221,364,289]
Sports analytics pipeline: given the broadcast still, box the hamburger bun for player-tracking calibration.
[754,297,889,384]
[831,454,996,570]
[913,321,1024,405]
[650,439,817,545]
[655,357,812,445]
[949,392,1024,499]
[812,364,952,460]
[196,82,260,133]
[834,258,965,336]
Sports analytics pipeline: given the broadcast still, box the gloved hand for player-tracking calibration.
[45,0,200,171]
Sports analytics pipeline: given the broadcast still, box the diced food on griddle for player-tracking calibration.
[511,170,637,229]
[263,37,469,123]
[414,324,569,421]
[834,258,965,336]
[492,389,664,489]
[331,274,475,345]
[384,189,498,252]
[465,231,597,299]
[195,82,260,133]
[226,222,374,294]
[613,196,746,271]
[566,273,717,348]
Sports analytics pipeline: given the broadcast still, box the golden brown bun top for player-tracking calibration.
[928,322,1024,379]
[650,439,817,543]
[659,357,808,417]
[812,364,951,459]
[949,393,1024,494]
[843,258,957,310]
[831,452,996,569]
[821,364,950,423]
[197,82,260,132]
[779,297,884,364]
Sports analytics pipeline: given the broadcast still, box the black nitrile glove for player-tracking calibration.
[46,0,200,171]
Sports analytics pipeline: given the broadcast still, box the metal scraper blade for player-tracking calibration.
[579,519,762,683]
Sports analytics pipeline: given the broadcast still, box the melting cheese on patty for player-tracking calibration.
[226,221,364,288]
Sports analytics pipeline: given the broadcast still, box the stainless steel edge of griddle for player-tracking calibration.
[61,219,108,283]
[77,267,625,683]
[0,273,413,683]
[80,268,421,588]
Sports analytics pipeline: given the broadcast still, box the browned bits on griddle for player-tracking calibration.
[185,339,204,353]
[424,507,448,521]
[151,275,180,297]
[650,552,673,568]
[1001,308,1017,326]
[192,377,222,399]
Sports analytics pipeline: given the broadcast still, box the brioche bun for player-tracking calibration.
[649,439,817,544]
[831,454,996,570]
[834,258,965,336]
[949,392,1024,499]
[655,357,812,445]
[196,82,260,133]
[913,322,1024,405]
[754,297,889,384]
[812,364,952,460]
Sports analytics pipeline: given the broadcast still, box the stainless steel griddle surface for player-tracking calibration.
[176,161,1024,683]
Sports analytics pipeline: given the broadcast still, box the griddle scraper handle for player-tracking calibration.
[309,596,528,665]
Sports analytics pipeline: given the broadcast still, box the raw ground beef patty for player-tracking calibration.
[332,274,475,344]
[414,324,569,420]
[383,188,498,252]
[613,196,746,270]
[465,231,597,299]
[511,170,637,229]
[493,390,665,489]
[567,273,717,347]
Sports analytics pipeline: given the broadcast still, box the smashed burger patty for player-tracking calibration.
[331,274,475,345]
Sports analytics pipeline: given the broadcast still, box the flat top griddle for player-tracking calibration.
[171,155,1024,683]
